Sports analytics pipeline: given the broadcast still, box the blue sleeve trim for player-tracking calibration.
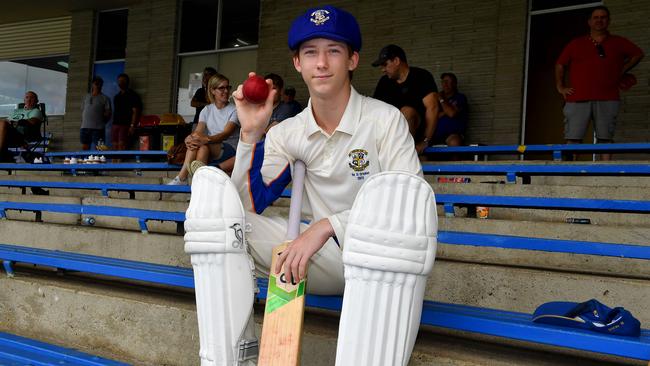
[248,140,292,214]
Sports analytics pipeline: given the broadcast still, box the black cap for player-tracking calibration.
[371,44,406,67]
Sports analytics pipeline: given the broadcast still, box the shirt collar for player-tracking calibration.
[305,86,362,137]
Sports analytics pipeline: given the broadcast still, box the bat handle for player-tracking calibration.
[286,160,306,241]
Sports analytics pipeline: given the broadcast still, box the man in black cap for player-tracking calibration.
[372,44,440,154]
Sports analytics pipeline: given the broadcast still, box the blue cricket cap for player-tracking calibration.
[288,5,362,52]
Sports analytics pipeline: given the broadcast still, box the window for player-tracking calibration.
[96,9,128,61]
[179,0,218,53]
[176,0,260,120]
[179,0,260,53]
[219,0,260,49]
[0,56,68,116]
[531,0,602,12]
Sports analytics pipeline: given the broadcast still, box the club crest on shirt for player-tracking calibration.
[310,9,330,26]
[348,149,370,172]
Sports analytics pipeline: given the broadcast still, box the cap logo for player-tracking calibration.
[310,9,330,26]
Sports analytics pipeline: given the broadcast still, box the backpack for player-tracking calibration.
[167,143,187,165]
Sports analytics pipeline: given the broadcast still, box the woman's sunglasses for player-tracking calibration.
[212,85,232,92]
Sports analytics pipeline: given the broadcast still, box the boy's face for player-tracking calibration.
[293,38,358,99]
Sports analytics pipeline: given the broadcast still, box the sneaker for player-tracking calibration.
[167,176,187,185]
[188,160,206,177]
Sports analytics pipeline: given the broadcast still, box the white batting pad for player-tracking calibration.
[184,166,257,365]
[336,172,437,366]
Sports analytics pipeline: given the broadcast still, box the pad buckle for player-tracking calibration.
[238,339,259,362]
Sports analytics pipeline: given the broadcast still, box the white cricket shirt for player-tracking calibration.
[231,87,422,246]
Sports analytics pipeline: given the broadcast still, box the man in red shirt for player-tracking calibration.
[555,6,643,160]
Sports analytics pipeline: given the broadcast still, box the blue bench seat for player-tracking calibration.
[0,331,128,366]
[45,150,167,162]
[0,201,184,233]
[2,182,649,217]
[436,194,650,215]
[1,243,648,362]
[425,142,650,161]
[0,163,179,176]
[2,200,649,260]
[422,163,650,183]
[0,180,190,199]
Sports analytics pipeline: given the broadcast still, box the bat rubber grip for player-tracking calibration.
[286,160,306,240]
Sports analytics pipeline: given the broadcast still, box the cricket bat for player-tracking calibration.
[258,160,307,366]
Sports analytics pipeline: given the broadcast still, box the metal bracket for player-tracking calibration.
[139,219,149,234]
[3,260,15,277]
[443,203,455,217]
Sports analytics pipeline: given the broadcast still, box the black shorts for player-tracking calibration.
[4,123,27,147]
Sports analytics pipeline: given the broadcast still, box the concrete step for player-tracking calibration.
[429,259,650,326]
[457,207,650,228]
[430,181,650,227]
[0,170,176,179]
[0,193,79,225]
[0,194,187,233]
[80,196,187,234]
[0,220,188,267]
[430,181,650,200]
[439,217,650,280]
[0,174,190,201]
[3,219,648,326]
[0,272,636,366]
[532,175,650,187]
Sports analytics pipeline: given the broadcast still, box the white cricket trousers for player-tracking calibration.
[244,212,345,295]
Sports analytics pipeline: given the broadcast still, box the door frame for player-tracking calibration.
[520,1,603,145]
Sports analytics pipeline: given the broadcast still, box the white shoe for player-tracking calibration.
[167,176,187,185]
[70,157,78,164]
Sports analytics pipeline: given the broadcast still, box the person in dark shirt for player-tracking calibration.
[435,72,468,146]
[280,86,303,117]
[264,73,301,132]
[191,67,217,129]
[112,73,142,150]
[372,44,439,154]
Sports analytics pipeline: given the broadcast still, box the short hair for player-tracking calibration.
[204,67,217,75]
[440,72,458,84]
[117,73,130,85]
[206,73,230,104]
[264,73,284,90]
[26,91,38,103]
[590,6,610,18]
[92,76,104,87]
[284,86,296,98]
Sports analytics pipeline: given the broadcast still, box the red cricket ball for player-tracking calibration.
[242,75,270,104]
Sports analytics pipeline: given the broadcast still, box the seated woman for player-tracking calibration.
[0,91,43,162]
[168,73,239,185]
